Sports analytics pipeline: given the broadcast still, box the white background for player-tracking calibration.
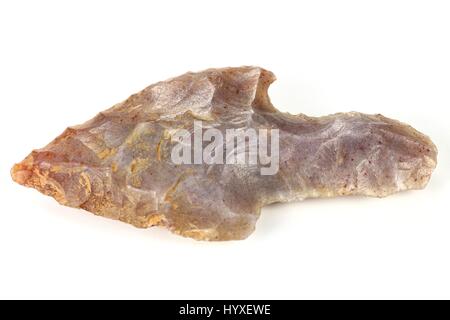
[1,0,449,299]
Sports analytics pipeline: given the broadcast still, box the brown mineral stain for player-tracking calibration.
[97,147,117,160]
[111,162,118,173]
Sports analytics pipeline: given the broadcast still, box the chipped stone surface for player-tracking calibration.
[11,67,437,240]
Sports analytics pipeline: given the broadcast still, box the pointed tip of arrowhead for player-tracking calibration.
[11,160,33,186]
